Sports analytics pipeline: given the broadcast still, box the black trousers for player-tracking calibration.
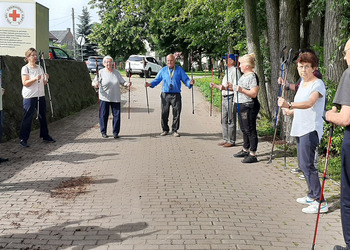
[19,96,49,141]
[341,127,350,249]
[238,102,259,152]
[161,92,182,132]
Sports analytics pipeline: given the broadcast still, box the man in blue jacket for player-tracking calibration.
[145,54,195,137]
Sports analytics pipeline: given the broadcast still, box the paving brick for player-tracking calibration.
[0,77,343,249]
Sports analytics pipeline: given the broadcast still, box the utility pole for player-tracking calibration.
[72,8,76,59]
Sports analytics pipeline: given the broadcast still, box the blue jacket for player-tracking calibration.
[151,66,192,93]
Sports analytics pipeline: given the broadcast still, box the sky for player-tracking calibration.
[35,0,100,31]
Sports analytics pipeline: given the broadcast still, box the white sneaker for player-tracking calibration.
[160,131,168,136]
[302,202,328,214]
[173,131,180,137]
[296,196,318,205]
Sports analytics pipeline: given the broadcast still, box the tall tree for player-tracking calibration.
[77,6,93,43]
[265,0,280,118]
[324,0,346,83]
[244,0,270,117]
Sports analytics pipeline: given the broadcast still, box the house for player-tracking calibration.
[49,32,57,45]
[50,28,74,50]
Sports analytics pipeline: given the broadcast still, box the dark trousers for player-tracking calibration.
[0,111,2,143]
[296,131,321,201]
[99,100,121,136]
[161,92,181,132]
[238,102,259,152]
[20,97,49,141]
[341,127,350,249]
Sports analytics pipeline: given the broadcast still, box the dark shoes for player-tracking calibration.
[20,140,29,147]
[0,157,9,163]
[242,154,258,163]
[102,133,108,138]
[114,134,119,139]
[43,136,56,143]
[333,246,347,250]
[234,150,249,158]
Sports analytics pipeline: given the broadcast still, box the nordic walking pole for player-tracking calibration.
[0,56,3,127]
[226,53,231,125]
[96,60,101,117]
[128,62,131,119]
[143,58,150,114]
[210,59,213,117]
[41,53,54,117]
[267,48,293,164]
[234,51,240,130]
[311,124,334,250]
[220,70,223,122]
[191,53,194,114]
[36,51,42,120]
[275,46,287,126]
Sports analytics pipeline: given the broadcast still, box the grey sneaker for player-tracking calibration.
[160,131,169,136]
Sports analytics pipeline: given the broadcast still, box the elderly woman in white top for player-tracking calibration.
[278,52,327,214]
[92,56,131,139]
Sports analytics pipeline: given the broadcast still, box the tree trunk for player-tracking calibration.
[300,0,311,49]
[279,0,300,142]
[308,15,323,46]
[183,51,189,72]
[265,0,280,120]
[324,0,346,83]
[244,0,270,118]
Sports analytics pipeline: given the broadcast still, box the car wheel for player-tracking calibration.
[147,68,152,78]
[139,73,144,78]
[126,71,132,77]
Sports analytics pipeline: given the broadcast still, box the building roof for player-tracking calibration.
[50,28,72,44]
[49,32,57,41]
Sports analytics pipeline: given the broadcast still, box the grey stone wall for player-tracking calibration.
[1,56,97,141]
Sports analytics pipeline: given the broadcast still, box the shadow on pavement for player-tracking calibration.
[0,220,159,249]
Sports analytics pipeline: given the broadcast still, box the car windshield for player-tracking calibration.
[129,56,143,61]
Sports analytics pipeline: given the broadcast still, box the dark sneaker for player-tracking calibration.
[234,150,249,158]
[114,134,120,139]
[333,245,347,250]
[101,133,108,138]
[43,136,56,143]
[20,140,29,147]
[0,157,9,163]
[242,154,258,163]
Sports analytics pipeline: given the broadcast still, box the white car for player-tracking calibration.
[125,55,162,78]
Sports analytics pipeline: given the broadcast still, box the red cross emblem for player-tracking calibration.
[5,6,24,26]
[9,10,21,21]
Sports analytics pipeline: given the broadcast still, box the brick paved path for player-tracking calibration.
[0,76,343,249]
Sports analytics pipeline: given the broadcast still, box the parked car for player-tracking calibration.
[49,46,74,60]
[125,55,162,78]
[85,56,105,73]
